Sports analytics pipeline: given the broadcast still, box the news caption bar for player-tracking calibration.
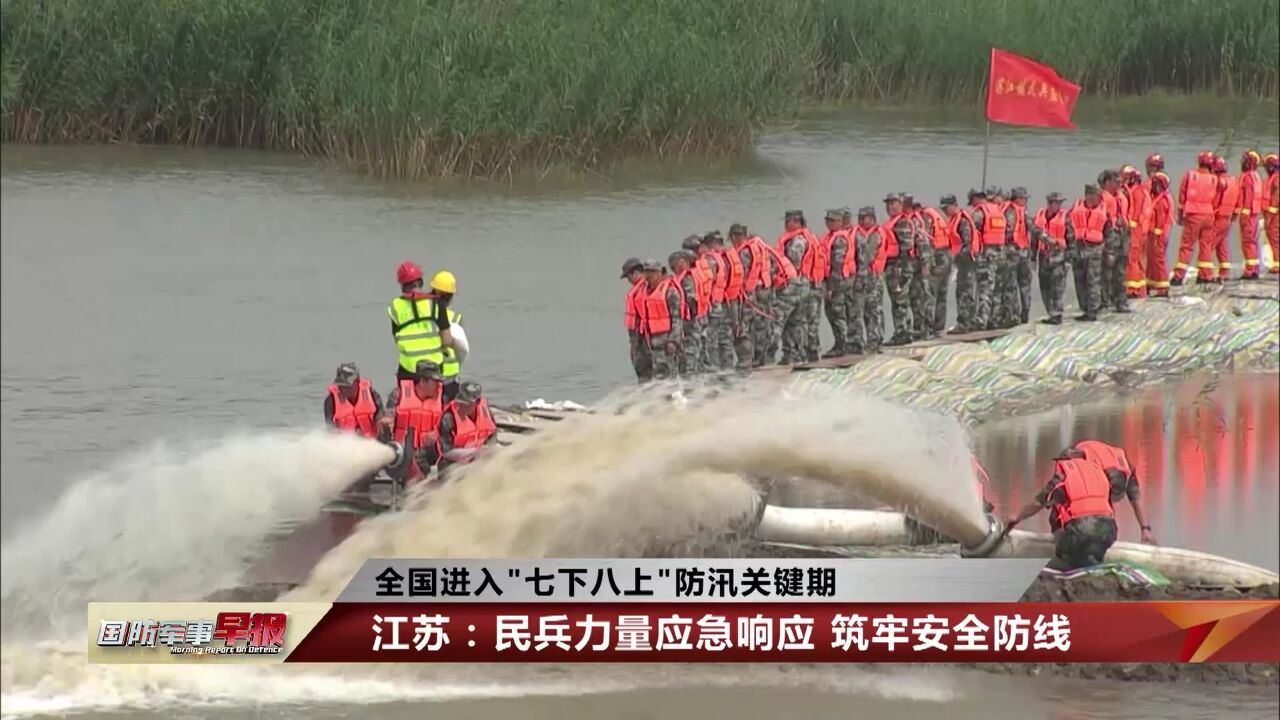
[88,559,1280,665]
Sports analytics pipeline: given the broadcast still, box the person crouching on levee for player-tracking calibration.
[1004,444,1155,570]
[381,359,445,484]
[436,381,497,481]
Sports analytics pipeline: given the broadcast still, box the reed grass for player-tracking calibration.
[2,0,1276,179]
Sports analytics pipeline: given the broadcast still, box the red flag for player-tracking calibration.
[984,48,1080,129]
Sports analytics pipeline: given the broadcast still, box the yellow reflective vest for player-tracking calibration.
[440,308,462,380]
[388,295,444,373]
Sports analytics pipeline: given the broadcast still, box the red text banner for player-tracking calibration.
[284,601,1279,664]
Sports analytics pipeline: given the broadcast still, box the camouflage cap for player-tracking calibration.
[1011,186,1028,199]
[983,185,1000,197]
[414,359,443,380]
[680,234,701,251]
[839,206,852,219]
[1099,168,1119,183]
[668,250,693,266]
[642,258,664,271]
[701,230,723,245]
[784,209,805,221]
[455,381,483,403]
[1046,192,1066,203]
[857,206,876,218]
[900,193,916,207]
[824,208,843,220]
[728,222,748,236]
[967,187,983,199]
[940,194,958,207]
[882,192,900,203]
[1084,183,1101,194]
[333,362,360,386]
[620,257,642,278]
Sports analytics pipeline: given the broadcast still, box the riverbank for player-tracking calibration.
[2,0,1276,178]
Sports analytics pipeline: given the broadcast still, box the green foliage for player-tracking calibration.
[2,0,1275,177]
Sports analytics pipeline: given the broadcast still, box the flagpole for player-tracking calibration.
[981,120,991,188]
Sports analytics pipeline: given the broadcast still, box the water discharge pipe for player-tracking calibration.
[753,506,1278,587]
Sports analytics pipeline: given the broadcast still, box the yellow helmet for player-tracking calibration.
[430,270,457,294]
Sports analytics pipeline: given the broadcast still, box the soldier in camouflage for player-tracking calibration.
[1005,186,1035,325]
[853,207,885,353]
[972,186,1003,332]
[730,224,775,368]
[881,193,915,345]
[822,208,857,356]
[694,231,733,370]
[1072,184,1113,322]
[775,210,811,365]
[948,191,981,333]
[926,196,955,336]
[669,250,703,376]
[990,187,1021,328]
[640,259,684,379]
[1099,170,1133,313]
[1032,192,1073,325]
[901,194,935,341]
[620,256,653,382]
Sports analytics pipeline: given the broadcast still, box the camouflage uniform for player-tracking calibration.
[1071,195,1111,319]
[1033,200,1073,324]
[907,206,935,340]
[950,199,979,332]
[1102,209,1131,312]
[1005,199,1035,325]
[823,214,857,354]
[674,259,703,375]
[970,203,998,330]
[735,239,775,368]
[777,228,811,364]
[852,210,884,353]
[699,245,733,370]
[621,257,653,383]
[882,208,915,344]
[996,204,1023,328]
[643,265,685,379]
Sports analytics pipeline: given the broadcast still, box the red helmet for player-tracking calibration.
[1212,156,1227,173]
[1197,150,1215,167]
[1121,164,1141,183]
[1242,150,1260,169]
[1145,153,1164,170]
[396,261,423,285]
[1266,153,1280,171]
[1151,172,1170,190]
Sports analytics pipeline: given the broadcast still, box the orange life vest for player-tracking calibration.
[1033,208,1068,249]
[393,379,443,447]
[441,398,496,451]
[775,228,824,284]
[1069,200,1108,244]
[1008,203,1029,249]
[977,202,1006,245]
[764,243,798,288]
[1051,457,1115,525]
[624,278,646,332]
[1215,174,1240,218]
[698,253,726,304]
[1102,190,1129,228]
[1238,170,1263,215]
[1180,169,1217,216]
[328,379,378,438]
[677,268,710,319]
[879,215,907,258]
[821,228,856,278]
[642,277,685,335]
[742,237,772,293]
[721,246,746,300]
[1073,440,1133,476]
[921,207,950,250]
[872,227,891,272]
[946,209,977,256]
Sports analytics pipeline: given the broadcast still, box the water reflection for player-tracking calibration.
[976,374,1279,570]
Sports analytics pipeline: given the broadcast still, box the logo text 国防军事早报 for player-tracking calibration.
[96,612,287,655]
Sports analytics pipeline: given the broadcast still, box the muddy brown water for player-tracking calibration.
[2,105,1278,718]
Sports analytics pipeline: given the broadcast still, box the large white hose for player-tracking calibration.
[754,506,1278,587]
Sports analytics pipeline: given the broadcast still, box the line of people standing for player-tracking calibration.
[621,151,1280,382]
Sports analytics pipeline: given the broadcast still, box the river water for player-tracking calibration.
[2,105,1278,718]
